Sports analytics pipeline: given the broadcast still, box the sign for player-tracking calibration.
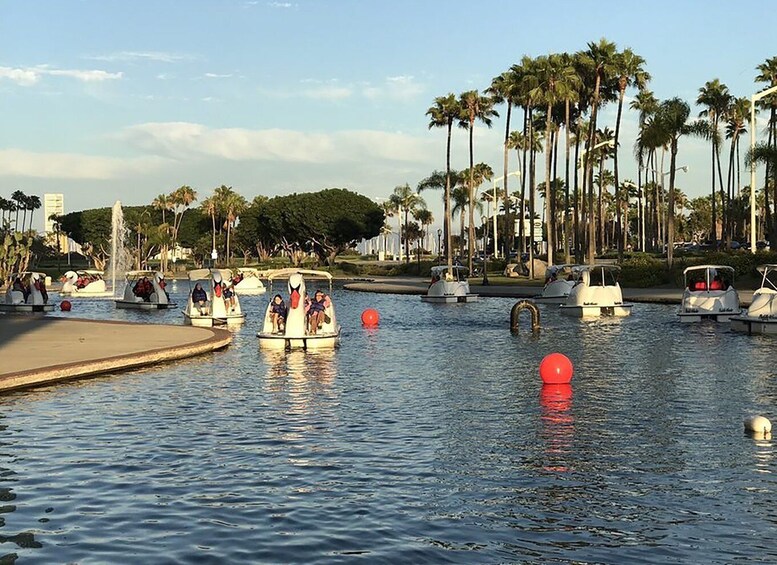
[533,220,543,242]
[211,249,218,260]
[516,219,545,242]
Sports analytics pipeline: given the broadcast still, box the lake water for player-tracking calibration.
[1,282,775,563]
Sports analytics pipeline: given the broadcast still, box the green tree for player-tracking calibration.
[391,183,426,264]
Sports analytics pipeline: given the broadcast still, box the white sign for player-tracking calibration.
[211,249,218,260]
[533,220,543,242]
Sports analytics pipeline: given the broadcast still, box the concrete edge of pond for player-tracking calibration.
[0,317,232,394]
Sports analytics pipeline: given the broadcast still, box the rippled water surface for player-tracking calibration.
[1,282,776,563]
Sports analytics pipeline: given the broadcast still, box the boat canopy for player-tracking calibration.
[124,270,158,279]
[187,268,233,281]
[76,269,105,276]
[683,264,735,276]
[266,268,333,281]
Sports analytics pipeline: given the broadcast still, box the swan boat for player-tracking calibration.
[60,269,112,297]
[115,270,176,310]
[232,267,267,295]
[0,272,54,313]
[182,268,246,327]
[731,264,777,335]
[257,268,341,350]
[533,264,578,303]
[678,265,740,322]
[559,265,632,318]
[421,265,479,303]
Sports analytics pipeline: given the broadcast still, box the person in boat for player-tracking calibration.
[223,279,236,312]
[12,276,30,302]
[269,294,287,334]
[305,290,330,335]
[33,275,48,303]
[191,282,208,315]
[710,274,724,291]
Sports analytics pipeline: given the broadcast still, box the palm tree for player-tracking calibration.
[577,38,618,263]
[413,208,433,252]
[223,191,248,265]
[613,48,650,260]
[697,79,732,242]
[459,89,498,274]
[426,93,462,270]
[11,190,25,231]
[631,89,659,250]
[379,201,396,257]
[169,185,198,256]
[725,97,749,240]
[26,195,41,234]
[755,56,777,241]
[200,196,218,263]
[531,53,580,266]
[654,97,704,266]
[392,183,426,264]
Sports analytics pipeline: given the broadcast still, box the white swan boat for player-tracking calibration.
[115,270,176,310]
[232,267,267,295]
[731,264,777,335]
[0,272,54,313]
[257,268,341,350]
[182,268,245,327]
[678,265,740,322]
[421,265,478,303]
[559,265,632,317]
[60,269,112,297]
[533,264,578,303]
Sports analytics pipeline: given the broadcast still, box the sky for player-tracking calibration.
[1,0,775,232]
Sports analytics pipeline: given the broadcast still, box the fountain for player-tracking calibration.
[107,200,131,297]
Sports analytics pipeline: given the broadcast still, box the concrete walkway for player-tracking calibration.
[343,278,755,305]
[0,317,231,393]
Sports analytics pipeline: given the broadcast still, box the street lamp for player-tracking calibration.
[750,85,777,253]
[437,228,442,263]
[481,215,490,285]
[492,170,521,259]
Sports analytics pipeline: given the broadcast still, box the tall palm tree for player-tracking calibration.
[380,200,396,257]
[11,190,25,231]
[426,93,462,270]
[392,183,426,264]
[26,195,41,234]
[755,56,777,241]
[577,38,618,263]
[724,97,749,240]
[631,89,659,250]
[697,79,732,241]
[458,90,498,274]
[531,53,580,266]
[200,196,218,263]
[413,208,433,252]
[169,185,198,255]
[223,191,248,265]
[654,97,705,266]
[613,48,650,260]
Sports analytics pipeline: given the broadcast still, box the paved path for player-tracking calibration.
[0,317,231,393]
[343,278,755,305]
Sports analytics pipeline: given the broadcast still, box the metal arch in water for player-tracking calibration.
[510,300,540,332]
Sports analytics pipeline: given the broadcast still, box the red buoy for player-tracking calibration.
[361,308,380,327]
[539,353,573,384]
[60,300,72,312]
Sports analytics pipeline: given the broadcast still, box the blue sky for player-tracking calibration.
[1,0,775,231]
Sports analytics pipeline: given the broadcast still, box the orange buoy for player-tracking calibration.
[361,308,380,327]
[60,300,72,312]
[539,353,573,385]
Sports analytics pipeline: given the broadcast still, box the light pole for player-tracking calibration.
[750,85,777,253]
[481,215,489,285]
[437,228,442,263]
[492,170,521,259]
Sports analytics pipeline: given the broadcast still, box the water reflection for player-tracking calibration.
[539,384,574,473]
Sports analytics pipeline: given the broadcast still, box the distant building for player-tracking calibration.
[43,193,64,234]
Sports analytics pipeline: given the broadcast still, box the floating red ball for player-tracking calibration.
[539,353,573,384]
[361,308,380,327]
[60,300,72,312]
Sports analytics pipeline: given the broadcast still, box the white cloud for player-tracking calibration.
[119,122,435,164]
[303,85,352,100]
[86,51,190,63]
[0,149,168,180]
[268,1,294,8]
[204,72,233,79]
[0,65,122,86]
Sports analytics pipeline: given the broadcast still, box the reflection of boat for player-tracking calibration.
[60,269,111,297]
[533,264,578,303]
[114,270,176,310]
[233,267,267,295]
[731,264,777,335]
[421,265,478,303]
[257,268,341,350]
[559,265,632,317]
[0,272,54,313]
[678,265,740,322]
[182,268,245,327]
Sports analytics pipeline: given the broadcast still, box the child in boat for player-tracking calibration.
[191,283,208,315]
[12,277,30,302]
[306,290,330,335]
[270,294,287,334]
